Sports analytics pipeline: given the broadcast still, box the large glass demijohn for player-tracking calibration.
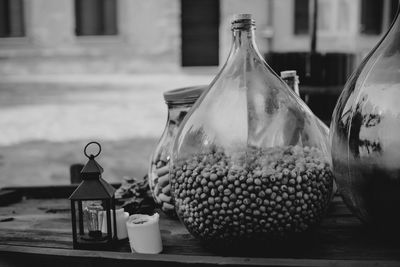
[330,4,400,233]
[169,14,333,249]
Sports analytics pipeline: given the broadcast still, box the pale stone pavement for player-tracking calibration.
[0,72,214,146]
[0,71,215,187]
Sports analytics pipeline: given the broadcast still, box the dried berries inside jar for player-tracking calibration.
[148,86,205,217]
[171,146,333,246]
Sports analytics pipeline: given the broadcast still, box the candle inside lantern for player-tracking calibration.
[83,201,104,239]
[100,208,129,240]
[126,213,163,254]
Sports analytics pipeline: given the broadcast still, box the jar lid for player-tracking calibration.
[163,85,207,105]
[232,14,253,21]
[280,70,299,84]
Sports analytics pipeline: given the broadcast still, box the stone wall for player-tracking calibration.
[0,0,385,75]
[0,0,180,74]
[271,0,382,55]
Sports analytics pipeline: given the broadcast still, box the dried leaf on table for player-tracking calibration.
[115,175,155,214]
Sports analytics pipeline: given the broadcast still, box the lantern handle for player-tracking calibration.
[84,141,102,158]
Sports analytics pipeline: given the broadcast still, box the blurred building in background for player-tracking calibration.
[0,0,398,187]
[0,0,398,75]
[273,0,398,54]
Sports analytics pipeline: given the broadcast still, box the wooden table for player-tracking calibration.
[0,185,399,267]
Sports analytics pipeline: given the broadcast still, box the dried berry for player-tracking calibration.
[171,145,333,242]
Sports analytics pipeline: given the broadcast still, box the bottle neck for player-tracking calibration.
[224,24,267,74]
[230,26,263,61]
[231,26,257,51]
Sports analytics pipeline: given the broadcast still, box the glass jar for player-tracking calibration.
[331,4,400,234]
[148,86,205,217]
[170,14,333,250]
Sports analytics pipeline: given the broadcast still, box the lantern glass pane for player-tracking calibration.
[83,200,104,238]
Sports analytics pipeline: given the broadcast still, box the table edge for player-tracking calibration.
[0,244,399,267]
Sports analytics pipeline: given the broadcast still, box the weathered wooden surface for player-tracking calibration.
[0,187,400,266]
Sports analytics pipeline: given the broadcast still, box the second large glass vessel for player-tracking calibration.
[331,3,400,234]
[170,14,333,248]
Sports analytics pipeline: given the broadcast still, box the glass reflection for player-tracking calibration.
[330,5,400,233]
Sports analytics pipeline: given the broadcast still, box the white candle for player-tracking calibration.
[100,208,129,240]
[126,213,163,254]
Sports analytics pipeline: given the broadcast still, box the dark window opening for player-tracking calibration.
[75,0,117,36]
[360,0,384,34]
[389,0,399,25]
[181,0,220,66]
[294,0,310,35]
[0,0,25,38]
[361,0,399,35]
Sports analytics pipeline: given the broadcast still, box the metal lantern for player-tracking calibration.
[69,141,117,250]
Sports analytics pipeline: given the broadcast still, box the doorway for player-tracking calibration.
[181,0,220,66]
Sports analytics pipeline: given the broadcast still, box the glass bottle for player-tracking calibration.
[170,14,333,249]
[330,4,400,234]
[281,70,330,147]
[148,86,205,218]
[281,70,337,197]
